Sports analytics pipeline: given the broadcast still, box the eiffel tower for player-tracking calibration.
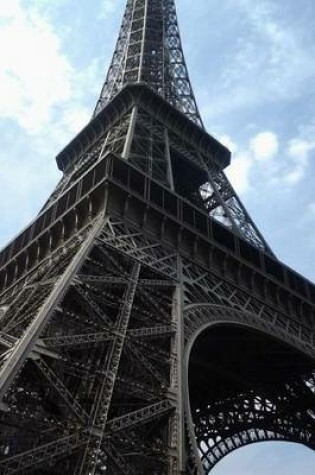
[0,1,314,474]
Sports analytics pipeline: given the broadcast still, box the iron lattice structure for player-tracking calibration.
[94,0,203,126]
[0,1,314,474]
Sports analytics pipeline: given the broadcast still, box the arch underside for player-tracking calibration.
[185,305,315,473]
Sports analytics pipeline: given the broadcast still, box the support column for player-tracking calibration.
[0,215,105,402]
[165,128,175,191]
[122,105,138,160]
[168,256,185,473]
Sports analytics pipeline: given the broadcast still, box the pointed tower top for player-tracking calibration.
[94,0,203,127]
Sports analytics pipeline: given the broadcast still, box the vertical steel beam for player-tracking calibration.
[0,215,105,401]
[122,105,138,160]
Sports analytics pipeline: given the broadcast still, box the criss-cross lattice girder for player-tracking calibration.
[0,1,314,474]
[94,0,203,127]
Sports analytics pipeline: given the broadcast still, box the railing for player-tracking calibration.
[1,152,315,307]
[107,154,315,305]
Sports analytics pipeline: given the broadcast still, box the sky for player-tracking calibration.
[0,0,314,473]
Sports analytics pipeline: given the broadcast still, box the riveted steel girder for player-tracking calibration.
[0,0,314,473]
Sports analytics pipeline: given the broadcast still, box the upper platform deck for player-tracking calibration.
[56,84,231,173]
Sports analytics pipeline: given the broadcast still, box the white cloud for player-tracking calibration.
[0,144,60,247]
[218,134,251,194]
[226,130,279,194]
[239,0,314,91]
[217,134,238,154]
[249,131,279,162]
[0,1,96,248]
[202,0,315,121]
[226,151,252,194]
[225,127,313,195]
[283,138,314,184]
[0,1,75,134]
[61,107,90,136]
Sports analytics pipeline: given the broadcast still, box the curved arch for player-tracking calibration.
[183,304,315,473]
[200,433,312,472]
[184,303,315,359]
[207,437,315,473]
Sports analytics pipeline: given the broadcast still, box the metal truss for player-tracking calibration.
[182,260,315,473]
[0,214,179,474]
[48,83,274,254]
[194,383,315,471]
[182,261,314,355]
[0,147,314,474]
[0,208,314,473]
[94,0,203,126]
[0,0,314,473]
[199,165,274,255]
